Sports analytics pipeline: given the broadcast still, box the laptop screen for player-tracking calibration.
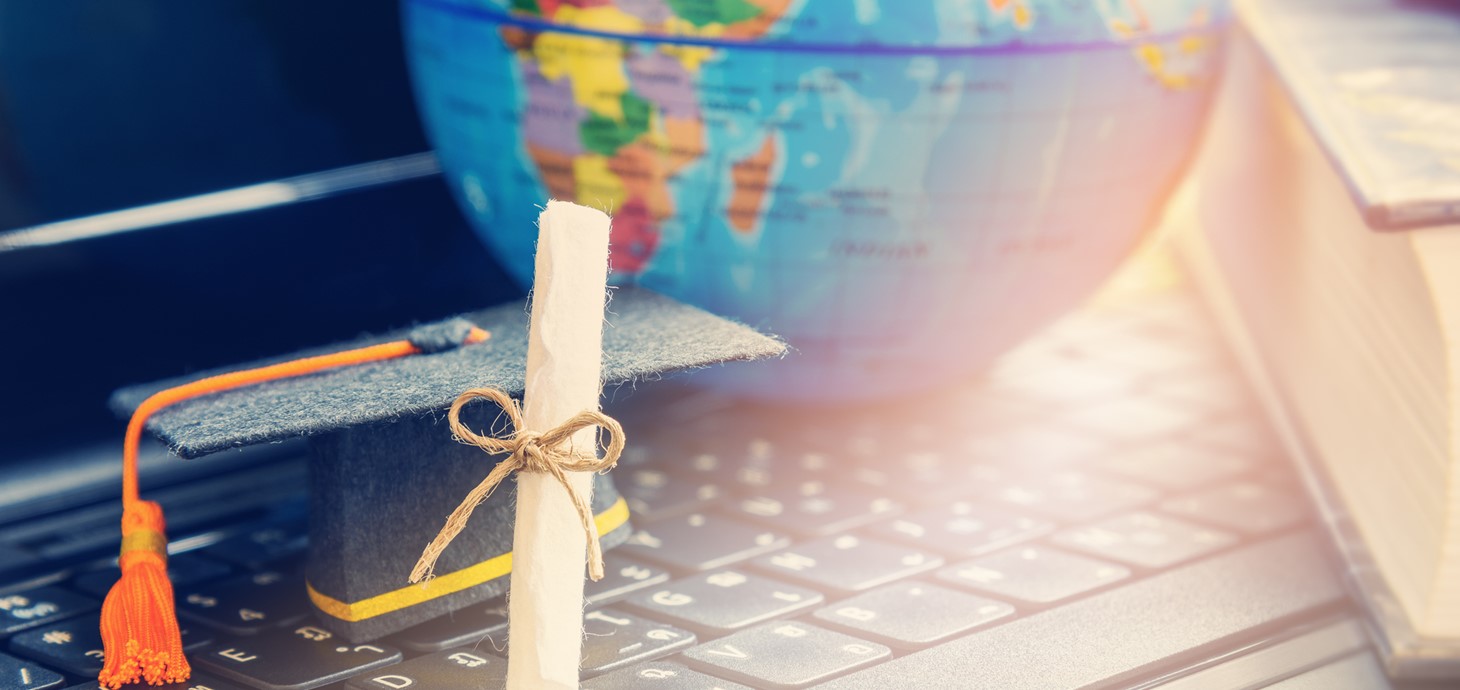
[0,0,521,453]
[0,0,429,231]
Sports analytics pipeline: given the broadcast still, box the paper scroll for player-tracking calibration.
[508,200,611,688]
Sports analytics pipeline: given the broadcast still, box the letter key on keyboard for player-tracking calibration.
[626,570,821,635]
[345,649,506,689]
[204,523,309,570]
[812,581,1013,649]
[731,486,900,538]
[60,673,248,689]
[0,588,95,637]
[388,599,508,654]
[1160,481,1306,535]
[871,503,1052,558]
[936,545,1130,604]
[984,470,1156,523]
[0,651,62,690]
[618,513,789,572]
[579,608,696,675]
[585,555,671,607]
[1095,443,1251,491]
[683,621,889,689]
[176,570,310,636]
[751,535,941,594]
[620,470,724,522]
[197,626,401,690]
[582,660,752,689]
[1052,512,1236,569]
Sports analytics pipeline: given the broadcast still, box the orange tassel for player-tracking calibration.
[98,326,490,688]
[99,501,189,688]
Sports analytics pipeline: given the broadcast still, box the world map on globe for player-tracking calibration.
[405,0,1228,399]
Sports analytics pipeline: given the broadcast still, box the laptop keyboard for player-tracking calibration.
[0,283,1341,690]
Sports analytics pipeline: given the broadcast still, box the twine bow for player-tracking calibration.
[410,387,624,584]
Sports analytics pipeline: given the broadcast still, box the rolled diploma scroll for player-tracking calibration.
[508,200,611,689]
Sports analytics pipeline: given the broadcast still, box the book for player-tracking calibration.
[1169,18,1460,678]
[1234,0,1460,229]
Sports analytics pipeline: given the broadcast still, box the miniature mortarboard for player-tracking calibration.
[101,286,784,686]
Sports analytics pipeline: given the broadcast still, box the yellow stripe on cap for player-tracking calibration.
[307,497,630,623]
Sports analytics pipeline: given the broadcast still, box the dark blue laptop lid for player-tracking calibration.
[0,0,521,453]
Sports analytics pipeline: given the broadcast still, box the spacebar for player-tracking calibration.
[815,531,1345,690]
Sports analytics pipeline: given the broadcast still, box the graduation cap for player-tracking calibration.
[101,286,783,686]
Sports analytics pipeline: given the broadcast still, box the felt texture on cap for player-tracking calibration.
[110,287,785,459]
[305,413,629,642]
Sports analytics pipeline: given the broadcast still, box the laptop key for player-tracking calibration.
[673,445,828,497]
[345,648,506,689]
[683,621,889,689]
[579,608,696,676]
[625,571,822,635]
[7,615,212,676]
[7,616,108,677]
[582,660,752,689]
[937,545,1129,604]
[711,464,822,498]
[176,570,309,636]
[618,513,789,572]
[0,548,41,585]
[813,581,1013,649]
[61,673,248,689]
[203,523,308,570]
[1095,442,1252,491]
[0,588,96,637]
[0,651,62,690]
[621,469,725,522]
[983,470,1155,523]
[1065,396,1199,440]
[389,598,507,654]
[731,486,899,538]
[586,556,671,608]
[871,502,1051,557]
[839,464,964,503]
[71,553,233,599]
[751,535,941,594]
[1053,512,1237,569]
[1161,481,1307,534]
[196,625,402,690]
[963,425,1108,466]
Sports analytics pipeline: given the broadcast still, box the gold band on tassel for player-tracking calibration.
[120,529,167,557]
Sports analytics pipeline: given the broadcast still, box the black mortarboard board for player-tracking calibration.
[110,287,784,642]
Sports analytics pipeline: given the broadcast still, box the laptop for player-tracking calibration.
[0,2,1434,688]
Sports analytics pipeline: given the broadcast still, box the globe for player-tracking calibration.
[404,0,1228,400]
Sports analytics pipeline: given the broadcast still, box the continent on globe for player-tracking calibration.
[499,0,795,271]
[728,133,776,235]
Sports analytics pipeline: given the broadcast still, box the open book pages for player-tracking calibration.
[1169,26,1460,674]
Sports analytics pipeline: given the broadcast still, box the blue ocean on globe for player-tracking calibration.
[405,0,1229,400]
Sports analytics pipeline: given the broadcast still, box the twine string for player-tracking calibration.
[410,387,624,584]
